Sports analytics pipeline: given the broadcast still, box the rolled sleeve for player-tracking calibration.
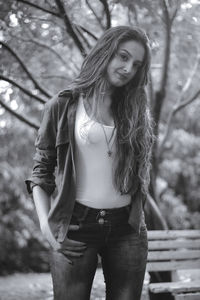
[25,95,58,195]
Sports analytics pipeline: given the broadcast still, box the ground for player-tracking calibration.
[0,270,199,300]
[0,268,149,300]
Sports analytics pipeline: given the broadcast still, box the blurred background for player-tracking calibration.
[0,0,200,277]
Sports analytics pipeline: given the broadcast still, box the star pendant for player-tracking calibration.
[107,150,112,157]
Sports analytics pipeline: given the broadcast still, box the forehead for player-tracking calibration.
[118,40,145,61]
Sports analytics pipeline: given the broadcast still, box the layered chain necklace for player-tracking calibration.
[98,110,116,157]
[100,124,116,157]
[83,95,116,157]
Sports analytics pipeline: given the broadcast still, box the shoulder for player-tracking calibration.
[45,89,76,113]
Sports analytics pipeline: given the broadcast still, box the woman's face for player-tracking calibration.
[106,40,145,87]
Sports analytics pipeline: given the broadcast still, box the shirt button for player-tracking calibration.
[100,210,106,217]
[98,218,105,225]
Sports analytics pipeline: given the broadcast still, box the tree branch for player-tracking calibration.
[73,24,91,50]
[26,15,98,41]
[147,193,168,229]
[128,4,139,26]
[157,91,200,160]
[174,89,200,113]
[151,0,173,176]
[158,92,200,159]
[158,54,200,158]
[77,24,98,41]
[22,27,68,67]
[16,0,98,41]
[171,1,180,23]
[9,32,68,69]
[86,0,105,30]
[160,0,171,96]
[0,97,39,130]
[55,0,87,57]
[153,1,171,134]
[40,74,70,80]
[0,75,46,104]
[179,54,200,98]
[99,0,111,29]
[16,0,60,17]
[0,41,52,98]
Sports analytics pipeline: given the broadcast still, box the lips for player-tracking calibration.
[116,72,128,80]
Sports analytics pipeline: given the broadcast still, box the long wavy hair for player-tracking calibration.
[69,26,154,196]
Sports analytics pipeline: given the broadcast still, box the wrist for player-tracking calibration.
[40,218,49,233]
[40,221,60,250]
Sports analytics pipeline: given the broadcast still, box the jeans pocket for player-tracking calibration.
[70,203,89,225]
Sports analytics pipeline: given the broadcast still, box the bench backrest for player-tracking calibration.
[146,230,200,272]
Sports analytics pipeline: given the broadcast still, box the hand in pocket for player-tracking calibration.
[57,225,87,264]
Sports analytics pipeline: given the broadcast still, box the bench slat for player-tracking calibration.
[147,259,200,272]
[148,240,200,250]
[148,250,200,261]
[174,293,200,300]
[147,230,200,296]
[148,230,200,240]
[148,280,200,294]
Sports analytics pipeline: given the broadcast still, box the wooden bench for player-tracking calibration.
[146,230,200,300]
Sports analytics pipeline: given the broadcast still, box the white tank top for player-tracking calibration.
[74,96,131,209]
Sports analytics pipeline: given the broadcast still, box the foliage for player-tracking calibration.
[157,128,200,229]
[0,121,50,274]
[159,188,200,229]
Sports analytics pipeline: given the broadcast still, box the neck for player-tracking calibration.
[102,94,112,108]
[87,92,112,110]
[84,90,114,126]
[101,85,114,108]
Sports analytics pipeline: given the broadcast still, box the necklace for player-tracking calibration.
[100,123,116,157]
[98,108,116,157]
[83,96,116,157]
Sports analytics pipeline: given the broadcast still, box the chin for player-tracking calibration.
[113,82,127,88]
[109,79,125,87]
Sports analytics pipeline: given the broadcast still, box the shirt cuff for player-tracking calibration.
[25,180,38,194]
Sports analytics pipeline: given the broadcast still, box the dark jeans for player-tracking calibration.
[50,201,148,300]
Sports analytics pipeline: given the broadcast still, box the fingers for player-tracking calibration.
[58,238,87,256]
[58,249,84,258]
[65,257,73,265]
[68,224,80,231]
[67,238,86,246]
[57,248,85,265]
[63,245,86,252]
[67,225,86,246]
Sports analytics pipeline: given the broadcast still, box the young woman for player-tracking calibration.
[26,26,154,300]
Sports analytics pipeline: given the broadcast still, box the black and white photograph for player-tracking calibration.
[0,1,200,299]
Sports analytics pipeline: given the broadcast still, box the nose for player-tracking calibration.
[123,62,134,74]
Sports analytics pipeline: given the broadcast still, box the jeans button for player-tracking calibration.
[98,218,105,225]
[100,210,106,217]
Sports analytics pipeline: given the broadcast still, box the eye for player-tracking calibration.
[133,62,142,70]
[119,53,128,62]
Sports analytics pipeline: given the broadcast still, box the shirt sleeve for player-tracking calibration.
[25,95,58,196]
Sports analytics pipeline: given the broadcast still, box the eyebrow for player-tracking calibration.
[120,49,143,64]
